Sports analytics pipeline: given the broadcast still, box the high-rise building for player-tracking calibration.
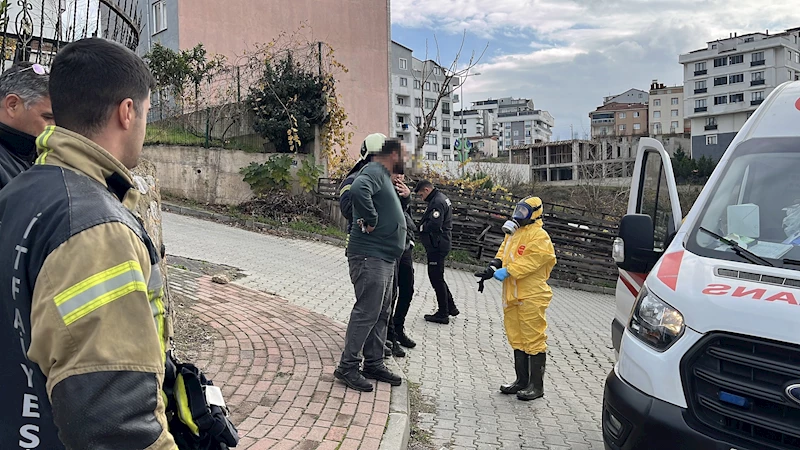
[679,28,800,159]
[390,41,458,161]
[648,80,688,136]
[455,97,554,153]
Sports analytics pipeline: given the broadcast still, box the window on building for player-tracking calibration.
[619,124,626,131]
[796,52,800,64]
[706,135,718,145]
[424,82,431,91]
[671,109,679,117]
[397,134,404,141]
[714,95,727,105]
[695,99,707,108]
[431,117,437,127]
[513,140,520,145]
[425,98,435,109]
[752,91,764,101]
[695,62,707,72]
[634,111,640,118]
[415,116,421,126]
[513,130,519,136]
[619,112,626,119]
[399,58,408,70]
[633,123,641,130]
[505,124,511,129]
[396,96,405,106]
[459,119,467,124]
[415,98,421,108]
[426,134,438,145]
[653,122,661,132]
[714,76,728,86]
[671,97,679,105]
[400,77,408,87]
[706,117,716,126]
[695,80,707,90]
[442,119,450,130]
[434,67,441,75]
[442,137,450,147]
[442,102,450,114]
[414,80,421,89]
[397,116,404,124]
[654,111,661,118]
[752,71,764,81]
[729,93,744,103]
[671,121,679,130]
[433,83,440,91]
[714,57,727,67]
[426,152,437,160]
[730,54,744,64]
[653,99,661,106]
[752,51,765,64]
[729,73,743,83]
[525,130,531,137]
[152,1,167,34]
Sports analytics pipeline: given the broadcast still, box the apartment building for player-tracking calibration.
[649,80,689,136]
[390,41,458,160]
[680,28,800,159]
[603,88,649,105]
[137,0,391,157]
[589,102,649,138]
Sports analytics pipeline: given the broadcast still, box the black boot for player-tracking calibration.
[391,340,406,357]
[517,353,545,401]
[500,350,529,394]
[396,328,417,348]
[383,341,392,358]
[424,312,449,324]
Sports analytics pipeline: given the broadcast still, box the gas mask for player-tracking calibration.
[502,197,543,235]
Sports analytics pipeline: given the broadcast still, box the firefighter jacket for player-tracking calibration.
[0,126,176,449]
[0,121,37,190]
[419,188,453,258]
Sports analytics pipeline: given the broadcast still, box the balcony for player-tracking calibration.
[694,88,707,94]
[694,69,707,76]
[751,99,764,106]
[751,59,766,67]
[694,107,708,112]
[591,118,614,124]
[442,109,451,115]
[704,124,718,131]
[442,144,451,150]
[751,79,765,86]
[442,126,451,132]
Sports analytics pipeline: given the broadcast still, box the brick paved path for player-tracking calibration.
[164,212,616,449]
[169,269,391,450]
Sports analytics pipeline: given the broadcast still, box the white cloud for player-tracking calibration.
[392,0,800,137]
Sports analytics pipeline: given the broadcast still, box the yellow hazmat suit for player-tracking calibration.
[495,199,557,355]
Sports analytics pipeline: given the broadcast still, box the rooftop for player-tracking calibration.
[592,102,648,112]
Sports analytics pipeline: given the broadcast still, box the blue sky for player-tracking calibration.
[391,0,800,140]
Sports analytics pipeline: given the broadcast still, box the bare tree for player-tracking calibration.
[571,144,629,215]
[410,31,487,173]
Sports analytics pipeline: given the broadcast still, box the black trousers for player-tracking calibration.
[388,247,414,341]
[427,252,456,315]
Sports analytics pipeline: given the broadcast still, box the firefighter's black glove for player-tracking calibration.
[474,266,496,294]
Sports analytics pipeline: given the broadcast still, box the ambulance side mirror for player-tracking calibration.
[614,214,661,274]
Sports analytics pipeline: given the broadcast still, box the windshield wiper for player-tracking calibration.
[698,227,773,267]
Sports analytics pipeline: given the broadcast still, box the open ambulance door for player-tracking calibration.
[610,138,682,355]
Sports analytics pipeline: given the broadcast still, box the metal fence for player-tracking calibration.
[0,0,140,73]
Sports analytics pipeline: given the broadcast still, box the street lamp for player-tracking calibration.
[457,71,481,163]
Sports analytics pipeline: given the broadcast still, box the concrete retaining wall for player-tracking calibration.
[143,145,308,205]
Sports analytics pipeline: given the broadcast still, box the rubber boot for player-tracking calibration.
[517,353,545,401]
[500,350,529,394]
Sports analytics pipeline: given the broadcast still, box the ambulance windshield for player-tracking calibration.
[688,138,800,268]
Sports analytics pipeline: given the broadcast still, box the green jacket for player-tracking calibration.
[346,162,406,262]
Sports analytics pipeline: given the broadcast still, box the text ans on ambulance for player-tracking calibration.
[703,284,800,305]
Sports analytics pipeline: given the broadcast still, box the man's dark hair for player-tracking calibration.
[414,179,434,193]
[49,38,156,136]
[379,138,403,156]
[0,62,49,107]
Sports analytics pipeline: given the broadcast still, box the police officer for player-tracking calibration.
[415,179,459,324]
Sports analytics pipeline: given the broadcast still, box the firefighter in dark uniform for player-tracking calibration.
[414,179,459,324]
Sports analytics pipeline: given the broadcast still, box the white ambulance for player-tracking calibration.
[603,80,800,450]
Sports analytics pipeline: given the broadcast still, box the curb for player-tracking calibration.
[162,201,614,296]
[380,357,411,450]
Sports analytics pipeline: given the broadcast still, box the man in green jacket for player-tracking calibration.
[335,138,408,392]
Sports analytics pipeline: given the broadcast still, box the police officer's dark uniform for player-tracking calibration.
[416,180,459,324]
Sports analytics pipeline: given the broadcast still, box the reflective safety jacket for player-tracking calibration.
[495,221,557,308]
[0,126,175,449]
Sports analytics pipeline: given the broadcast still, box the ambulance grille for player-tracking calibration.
[682,333,800,449]
[717,268,800,288]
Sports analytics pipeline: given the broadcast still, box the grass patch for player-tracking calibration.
[145,124,265,153]
[408,381,436,449]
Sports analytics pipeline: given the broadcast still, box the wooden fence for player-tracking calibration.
[316,178,620,287]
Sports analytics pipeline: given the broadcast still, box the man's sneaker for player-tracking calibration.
[362,365,402,386]
[397,330,417,349]
[449,307,460,317]
[334,368,374,392]
[424,313,449,324]
[391,341,406,357]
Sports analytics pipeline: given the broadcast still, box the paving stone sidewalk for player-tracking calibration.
[168,269,391,450]
[164,212,616,450]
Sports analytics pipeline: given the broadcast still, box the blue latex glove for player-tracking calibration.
[493,267,509,281]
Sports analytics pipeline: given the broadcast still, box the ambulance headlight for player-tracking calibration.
[628,285,685,351]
